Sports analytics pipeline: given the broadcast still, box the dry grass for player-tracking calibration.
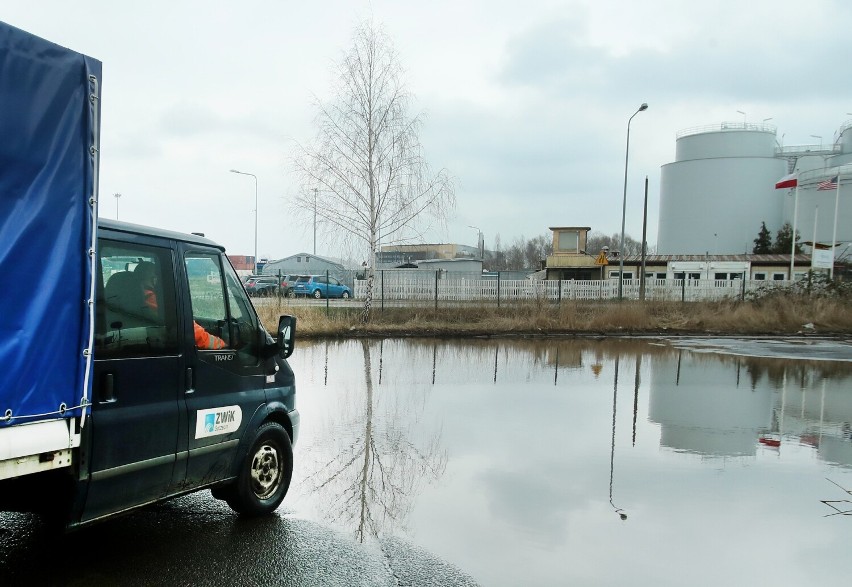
[256,296,852,338]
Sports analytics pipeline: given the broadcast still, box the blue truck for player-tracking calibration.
[0,21,299,528]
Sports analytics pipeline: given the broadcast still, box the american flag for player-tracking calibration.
[817,175,839,190]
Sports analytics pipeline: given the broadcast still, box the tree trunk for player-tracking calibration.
[361,264,375,323]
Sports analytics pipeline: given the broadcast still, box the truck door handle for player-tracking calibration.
[185,367,194,394]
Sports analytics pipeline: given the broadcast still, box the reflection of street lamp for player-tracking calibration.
[114,192,122,220]
[230,169,258,273]
[618,102,648,300]
[610,355,627,521]
[468,225,483,259]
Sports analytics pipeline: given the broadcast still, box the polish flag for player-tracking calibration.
[775,173,798,189]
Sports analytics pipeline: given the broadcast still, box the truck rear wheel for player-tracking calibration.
[225,422,293,516]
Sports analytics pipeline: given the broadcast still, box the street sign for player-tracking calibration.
[595,251,608,266]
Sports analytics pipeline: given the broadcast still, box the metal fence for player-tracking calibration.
[353,272,796,304]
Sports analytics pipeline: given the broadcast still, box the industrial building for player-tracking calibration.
[377,243,483,268]
[544,226,810,282]
[262,253,346,278]
[658,119,852,258]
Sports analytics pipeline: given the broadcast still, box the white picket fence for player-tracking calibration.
[354,276,794,302]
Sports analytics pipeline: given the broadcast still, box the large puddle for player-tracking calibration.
[287,337,852,586]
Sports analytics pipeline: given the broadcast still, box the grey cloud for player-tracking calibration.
[497,10,852,103]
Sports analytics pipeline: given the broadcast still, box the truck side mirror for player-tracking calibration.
[277,315,296,359]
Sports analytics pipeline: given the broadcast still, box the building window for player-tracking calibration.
[773,273,786,281]
[714,272,727,280]
[297,256,302,263]
[557,231,579,252]
[754,273,766,280]
[305,256,310,263]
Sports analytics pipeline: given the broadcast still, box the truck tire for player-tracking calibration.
[225,422,293,516]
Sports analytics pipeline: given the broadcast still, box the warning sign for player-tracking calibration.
[595,251,609,266]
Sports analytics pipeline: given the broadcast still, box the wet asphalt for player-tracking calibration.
[0,492,479,587]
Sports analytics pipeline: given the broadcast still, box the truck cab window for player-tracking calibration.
[185,252,260,367]
[94,241,179,358]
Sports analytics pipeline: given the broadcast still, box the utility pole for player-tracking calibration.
[313,188,318,255]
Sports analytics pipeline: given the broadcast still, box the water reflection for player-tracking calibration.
[299,340,447,542]
[609,355,627,521]
[648,348,852,466]
[289,338,852,586]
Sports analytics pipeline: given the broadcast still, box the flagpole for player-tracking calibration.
[811,205,819,270]
[790,184,799,280]
[830,175,840,279]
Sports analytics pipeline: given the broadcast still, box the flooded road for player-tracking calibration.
[2,336,851,586]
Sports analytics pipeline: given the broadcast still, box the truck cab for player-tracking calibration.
[1,219,299,527]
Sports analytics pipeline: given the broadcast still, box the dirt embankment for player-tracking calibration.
[256,297,852,339]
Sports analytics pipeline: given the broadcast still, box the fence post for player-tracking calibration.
[381,269,384,311]
[435,271,439,310]
[497,272,501,308]
[681,277,686,302]
[557,278,562,304]
[741,274,746,301]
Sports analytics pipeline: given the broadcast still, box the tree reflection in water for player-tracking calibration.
[302,340,447,543]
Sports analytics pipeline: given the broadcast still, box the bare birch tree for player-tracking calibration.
[291,21,455,322]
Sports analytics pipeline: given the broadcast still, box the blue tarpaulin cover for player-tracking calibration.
[0,22,100,425]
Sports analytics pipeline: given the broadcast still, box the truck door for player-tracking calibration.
[84,238,182,522]
[179,249,267,487]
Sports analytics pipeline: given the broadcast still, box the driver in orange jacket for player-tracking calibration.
[135,262,226,350]
[193,321,227,350]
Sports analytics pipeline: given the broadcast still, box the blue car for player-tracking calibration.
[293,275,352,299]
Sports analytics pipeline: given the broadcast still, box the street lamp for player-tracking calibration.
[313,188,318,255]
[114,192,122,220]
[230,169,258,273]
[811,135,822,148]
[468,225,483,259]
[736,110,746,125]
[618,102,648,300]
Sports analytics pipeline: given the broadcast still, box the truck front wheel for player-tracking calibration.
[225,422,293,516]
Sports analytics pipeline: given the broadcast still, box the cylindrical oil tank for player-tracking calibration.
[658,127,786,254]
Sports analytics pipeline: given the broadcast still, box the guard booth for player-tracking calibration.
[544,226,605,280]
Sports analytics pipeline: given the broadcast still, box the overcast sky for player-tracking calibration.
[6,1,852,263]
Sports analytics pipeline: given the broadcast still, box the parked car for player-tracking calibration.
[244,275,280,296]
[292,275,352,299]
[277,274,299,298]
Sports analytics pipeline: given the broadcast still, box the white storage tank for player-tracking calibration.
[658,124,786,254]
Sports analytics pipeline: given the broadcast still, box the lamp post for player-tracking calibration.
[618,102,648,300]
[468,225,483,259]
[312,188,318,255]
[811,135,822,149]
[230,169,258,273]
[114,192,122,220]
[736,110,746,125]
